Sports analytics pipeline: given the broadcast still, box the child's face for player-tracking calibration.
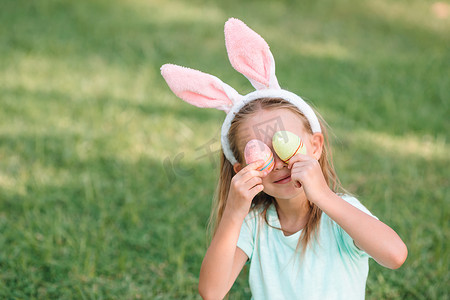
[236,108,321,200]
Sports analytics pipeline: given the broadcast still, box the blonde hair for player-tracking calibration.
[208,97,344,255]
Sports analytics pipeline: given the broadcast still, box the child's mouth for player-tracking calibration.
[274,175,291,184]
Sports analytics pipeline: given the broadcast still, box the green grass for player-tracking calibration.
[0,0,448,298]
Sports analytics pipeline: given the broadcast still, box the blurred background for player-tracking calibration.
[0,0,448,298]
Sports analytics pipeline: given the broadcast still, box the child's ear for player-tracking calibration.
[311,133,324,160]
[233,163,243,174]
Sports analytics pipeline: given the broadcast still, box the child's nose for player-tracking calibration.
[272,150,287,170]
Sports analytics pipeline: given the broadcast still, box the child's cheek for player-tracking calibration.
[261,177,274,194]
[262,176,271,187]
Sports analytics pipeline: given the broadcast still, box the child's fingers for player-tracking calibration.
[242,160,265,172]
[290,168,306,188]
[287,154,312,169]
[239,161,266,178]
[248,183,264,198]
[235,170,265,188]
[244,176,263,187]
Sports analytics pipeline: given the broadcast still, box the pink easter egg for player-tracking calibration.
[244,139,275,172]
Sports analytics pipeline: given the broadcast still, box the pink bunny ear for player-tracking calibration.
[225,18,280,90]
[161,64,242,113]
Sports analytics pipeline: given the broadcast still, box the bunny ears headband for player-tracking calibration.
[161,18,321,165]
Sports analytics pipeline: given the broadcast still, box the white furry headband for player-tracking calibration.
[161,18,321,165]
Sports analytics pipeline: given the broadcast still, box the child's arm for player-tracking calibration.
[313,191,407,269]
[199,161,267,299]
[199,211,249,300]
[289,154,408,269]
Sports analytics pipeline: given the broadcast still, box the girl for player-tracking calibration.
[161,18,407,300]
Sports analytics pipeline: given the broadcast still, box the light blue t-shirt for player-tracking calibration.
[237,194,378,300]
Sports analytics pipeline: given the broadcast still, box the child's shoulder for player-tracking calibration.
[338,193,362,206]
[336,193,378,219]
[245,203,275,224]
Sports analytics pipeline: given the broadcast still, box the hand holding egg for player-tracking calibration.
[244,139,275,173]
[272,130,306,163]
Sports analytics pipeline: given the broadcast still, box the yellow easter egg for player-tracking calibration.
[272,131,306,163]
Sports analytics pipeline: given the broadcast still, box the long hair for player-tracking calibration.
[208,97,345,255]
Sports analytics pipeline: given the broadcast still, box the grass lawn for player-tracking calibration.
[0,0,448,298]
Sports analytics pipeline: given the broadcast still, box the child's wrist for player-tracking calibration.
[308,186,335,207]
[222,205,247,225]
